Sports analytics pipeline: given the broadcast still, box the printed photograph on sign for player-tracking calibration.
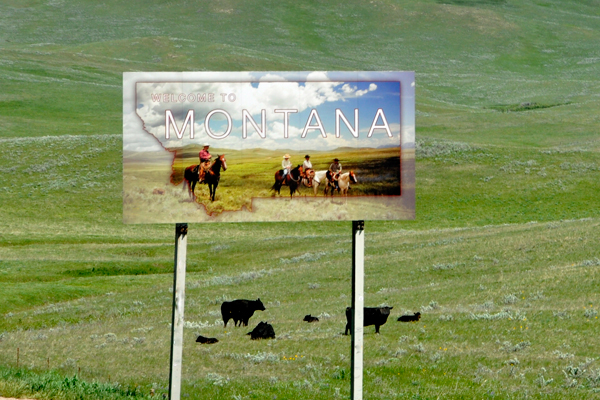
[123,72,414,223]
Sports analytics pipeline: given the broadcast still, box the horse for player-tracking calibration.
[298,169,315,194]
[308,170,328,196]
[183,154,227,202]
[271,164,303,198]
[324,171,358,197]
[299,169,316,190]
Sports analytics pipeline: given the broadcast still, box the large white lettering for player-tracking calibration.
[165,110,194,139]
[163,108,394,140]
[301,109,327,138]
[335,109,359,138]
[368,108,392,138]
[274,109,298,139]
[242,109,266,139]
[205,109,232,139]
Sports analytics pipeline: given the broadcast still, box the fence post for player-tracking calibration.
[169,223,188,400]
[351,220,365,400]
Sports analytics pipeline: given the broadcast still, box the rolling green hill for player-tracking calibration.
[1,1,599,399]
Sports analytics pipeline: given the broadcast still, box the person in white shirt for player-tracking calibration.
[281,154,292,180]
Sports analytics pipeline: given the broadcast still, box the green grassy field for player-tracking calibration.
[1,0,600,399]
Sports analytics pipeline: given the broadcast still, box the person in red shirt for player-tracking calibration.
[198,144,212,182]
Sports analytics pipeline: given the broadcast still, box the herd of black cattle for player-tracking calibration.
[195,298,421,344]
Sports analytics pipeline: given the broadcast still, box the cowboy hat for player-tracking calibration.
[283,154,290,158]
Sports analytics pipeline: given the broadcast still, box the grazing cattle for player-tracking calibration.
[195,335,218,344]
[303,314,319,323]
[247,321,275,340]
[345,306,393,335]
[221,298,266,327]
[397,312,421,322]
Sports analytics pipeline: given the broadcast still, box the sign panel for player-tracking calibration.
[123,71,414,223]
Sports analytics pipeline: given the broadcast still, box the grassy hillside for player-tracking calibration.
[1,0,599,399]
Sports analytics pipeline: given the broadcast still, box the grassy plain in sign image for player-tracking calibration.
[124,146,401,218]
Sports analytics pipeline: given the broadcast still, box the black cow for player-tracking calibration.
[303,314,319,323]
[247,321,275,340]
[344,306,393,335]
[221,298,266,327]
[398,312,421,322]
[195,335,218,344]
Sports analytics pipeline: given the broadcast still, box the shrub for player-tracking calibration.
[502,294,518,305]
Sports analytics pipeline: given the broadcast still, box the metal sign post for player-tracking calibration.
[169,223,188,400]
[351,220,365,400]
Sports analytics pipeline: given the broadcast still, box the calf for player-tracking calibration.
[345,306,393,335]
[397,312,421,322]
[303,314,319,323]
[247,321,275,340]
[195,335,218,344]
[221,298,266,327]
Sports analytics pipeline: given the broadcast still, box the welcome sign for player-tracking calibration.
[123,71,414,223]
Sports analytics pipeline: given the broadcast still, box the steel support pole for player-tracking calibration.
[169,223,188,400]
[351,220,365,400]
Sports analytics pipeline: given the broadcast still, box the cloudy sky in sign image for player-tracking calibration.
[127,72,408,152]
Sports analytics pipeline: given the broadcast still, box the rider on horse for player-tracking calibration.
[302,154,314,187]
[198,143,212,183]
[327,158,342,191]
[281,154,292,183]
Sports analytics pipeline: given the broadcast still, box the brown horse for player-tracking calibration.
[271,164,302,198]
[324,171,358,197]
[183,154,227,202]
[300,168,316,190]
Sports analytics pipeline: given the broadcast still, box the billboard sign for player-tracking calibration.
[123,71,414,223]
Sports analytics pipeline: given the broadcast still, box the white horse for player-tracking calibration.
[324,171,358,196]
[340,171,358,196]
[309,170,328,195]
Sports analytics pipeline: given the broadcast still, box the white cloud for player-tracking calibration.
[136,80,383,150]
